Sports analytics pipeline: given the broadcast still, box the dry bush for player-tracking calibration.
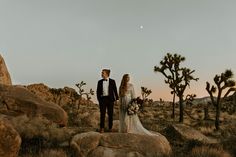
[199,126,215,136]
[11,115,52,138]
[11,115,72,142]
[19,149,68,157]
[62,103,80,126]
[37,149,68,157]
[189,146,231,157]
[221,123,236,137]
[11,115,79,156]
[221,135,236,156]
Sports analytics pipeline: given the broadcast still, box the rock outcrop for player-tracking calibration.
[164,124,218,144]
[0,84,68,126]
[0,54,12,85]
[71,131,172,157]
[26,83,92,108]
[0,118,21,157]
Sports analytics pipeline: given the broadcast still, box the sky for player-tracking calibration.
[1,0,236,102]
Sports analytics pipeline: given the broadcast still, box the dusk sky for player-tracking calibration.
[1,0,236,102]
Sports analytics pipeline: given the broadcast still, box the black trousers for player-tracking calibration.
[99,97,114,129]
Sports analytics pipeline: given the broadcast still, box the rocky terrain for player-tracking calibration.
[1,55,236,157]
[0,54,12,85]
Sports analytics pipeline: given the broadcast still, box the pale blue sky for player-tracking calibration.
[1,0,236,101]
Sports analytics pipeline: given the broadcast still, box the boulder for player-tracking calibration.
[0,54,12,85]
[26,83,93,107]
[0,84,68,126]
[164,124,218,144]
[0,118,21,157]
[71,131,172,157]
[27,83,81,107]
[27,83,55,103]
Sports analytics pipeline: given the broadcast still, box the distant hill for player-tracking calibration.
[191,96,215,105]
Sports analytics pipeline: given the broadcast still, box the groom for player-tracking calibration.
[96,69,119,133]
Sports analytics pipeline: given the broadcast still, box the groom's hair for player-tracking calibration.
[102,69,111,76]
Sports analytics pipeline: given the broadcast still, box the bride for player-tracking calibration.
[119,74,156,136]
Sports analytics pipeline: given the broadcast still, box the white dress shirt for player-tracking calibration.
[102,78,109,96]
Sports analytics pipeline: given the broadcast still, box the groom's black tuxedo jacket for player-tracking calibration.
[96,78,119,103]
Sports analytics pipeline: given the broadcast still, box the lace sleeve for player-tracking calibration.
[130,84,135,99]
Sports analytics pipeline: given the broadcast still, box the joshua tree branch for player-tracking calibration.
[223,87,236,99]
[206,82,216,106]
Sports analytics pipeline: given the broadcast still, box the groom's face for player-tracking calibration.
[101,71,108,79]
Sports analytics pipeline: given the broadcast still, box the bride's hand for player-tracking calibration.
[114,100,119,105]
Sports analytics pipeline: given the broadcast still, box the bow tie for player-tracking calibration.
[103,79,108,81]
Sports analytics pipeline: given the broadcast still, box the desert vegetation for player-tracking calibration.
[75,81,94,100]
[206,69,236,130]
[1,54,236,157]
[154,53,199,122]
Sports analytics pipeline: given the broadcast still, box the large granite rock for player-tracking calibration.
[164,124,218,144]
[27,83,55,103]
[0,118,21,157]
[71,131,172,157]
[0,84,68,126]
[26,83,93,107]
[0,54,12,85]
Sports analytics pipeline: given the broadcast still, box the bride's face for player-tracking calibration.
[126,76,130,82]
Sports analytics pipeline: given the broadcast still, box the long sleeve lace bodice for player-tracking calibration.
[126,83,135,99]
[119,83,135,110]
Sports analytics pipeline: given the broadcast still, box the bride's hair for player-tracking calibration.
[119,74,129,97]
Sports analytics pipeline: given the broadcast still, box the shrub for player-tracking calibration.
[221,135,236,156]
[38,149,67,157]
[19,149,68,157]
[11,115,75,155]
[62,103,80,126]
[189,146,231,157]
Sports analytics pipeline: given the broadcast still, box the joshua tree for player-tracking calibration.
[154,53,199,122]
[75,81,94,100]
[206,69,236,130]
[141,86,152,101]
[136,87,153,111]
[185,94,196,106]
[183,94,200,121]
[203,101,211,120]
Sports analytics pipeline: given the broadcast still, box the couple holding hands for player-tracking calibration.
[96,69,154,135]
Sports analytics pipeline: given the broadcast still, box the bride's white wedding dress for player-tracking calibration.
[119,83,155,136]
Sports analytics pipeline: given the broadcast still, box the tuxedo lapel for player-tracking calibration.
[97,78,118,102]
